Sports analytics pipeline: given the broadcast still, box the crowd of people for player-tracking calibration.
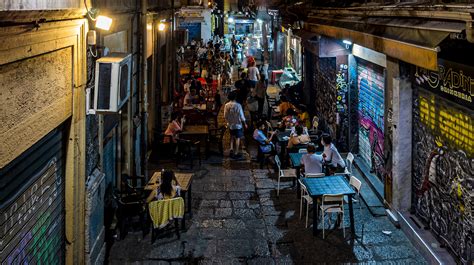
[168,34,347,176]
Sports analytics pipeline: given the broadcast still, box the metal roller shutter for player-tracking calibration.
[412,87,473,263]
[0,123,67,264]
[357,58,385,179]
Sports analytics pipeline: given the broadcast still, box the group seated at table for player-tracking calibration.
[184,89,205,105]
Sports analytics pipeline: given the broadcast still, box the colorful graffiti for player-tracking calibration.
[413,88,474,264]
[1,158,63,264]
[357,61,386,180]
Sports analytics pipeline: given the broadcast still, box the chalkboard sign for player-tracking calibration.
[0,125,66,264]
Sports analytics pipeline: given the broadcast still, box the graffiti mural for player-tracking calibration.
[335,63,350,151]
[357,60,386,181]
[413,88,474,264]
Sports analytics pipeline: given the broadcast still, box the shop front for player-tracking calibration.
[411,60,473,263]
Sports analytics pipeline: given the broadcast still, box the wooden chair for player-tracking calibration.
[209,126,227,155]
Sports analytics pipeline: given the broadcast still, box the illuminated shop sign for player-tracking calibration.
[414,59,474,110]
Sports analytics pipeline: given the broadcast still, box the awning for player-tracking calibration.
[304,16,466,70]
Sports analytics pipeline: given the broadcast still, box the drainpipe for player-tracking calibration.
[140,0,148,178]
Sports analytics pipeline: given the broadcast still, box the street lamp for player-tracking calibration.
[95,15,112,30]
[158,22,166,31]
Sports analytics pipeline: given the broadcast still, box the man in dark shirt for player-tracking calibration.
[234,72,250,110]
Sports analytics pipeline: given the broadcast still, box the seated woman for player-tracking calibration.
[296,105,311,129]
[287,125,310,148]
[278,95,295,116]
[253,120,276,154]
[164,112,183,143]
[147,170,181,202]
[321,134,346,174]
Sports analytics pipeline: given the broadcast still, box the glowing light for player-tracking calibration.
[158,22,166,31]
[257,19,263,24]
[342,40,352,45]
[95,15,112,30]
[227,17,234,23]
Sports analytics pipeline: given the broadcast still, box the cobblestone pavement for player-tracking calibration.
[108,151,426,264]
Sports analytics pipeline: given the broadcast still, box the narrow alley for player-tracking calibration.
[109,157,425,264]
[1,0,473,265]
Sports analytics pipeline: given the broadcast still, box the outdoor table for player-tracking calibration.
[302,175,356,237]
[275,130,291,166]
[180,125,210,158]
[145,171,194,224]
[182,104,206,111]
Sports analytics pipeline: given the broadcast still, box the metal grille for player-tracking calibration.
[0,124,66,264]
[356,58,385,177]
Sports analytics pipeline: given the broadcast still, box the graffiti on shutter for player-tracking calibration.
[0,126,65,265]
[357,59,385,180]
[413,87,473,264]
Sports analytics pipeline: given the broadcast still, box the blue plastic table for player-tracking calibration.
[302,175,356,236]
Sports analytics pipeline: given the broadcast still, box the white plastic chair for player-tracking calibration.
[347,175,362,212]
[298,179,313,228]
[344,152,355,175]
[304,173,325,178]
[320,194,345,239]
[275,155,298,196]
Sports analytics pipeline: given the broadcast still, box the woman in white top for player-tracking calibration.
[321,134,346,174]
[247,61,260,89]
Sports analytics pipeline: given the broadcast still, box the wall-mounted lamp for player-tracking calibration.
[342,40,352,49]
[158,22,166,31]
[95,15,113,30]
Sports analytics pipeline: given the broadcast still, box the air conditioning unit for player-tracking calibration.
[94,53,131,113]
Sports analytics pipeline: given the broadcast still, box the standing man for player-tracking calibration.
[235,72,251,111]
[254,73,267,117]
[224,91,247,159]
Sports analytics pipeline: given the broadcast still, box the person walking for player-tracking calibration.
[247,61,260,89]
[254,73,267,117]
[224,91,247,159]
[234,72,251,111]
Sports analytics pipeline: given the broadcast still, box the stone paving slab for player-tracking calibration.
[108,157,427,264]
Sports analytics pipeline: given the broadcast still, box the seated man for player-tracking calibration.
[253,120,276,154]
[300,144,324,174]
